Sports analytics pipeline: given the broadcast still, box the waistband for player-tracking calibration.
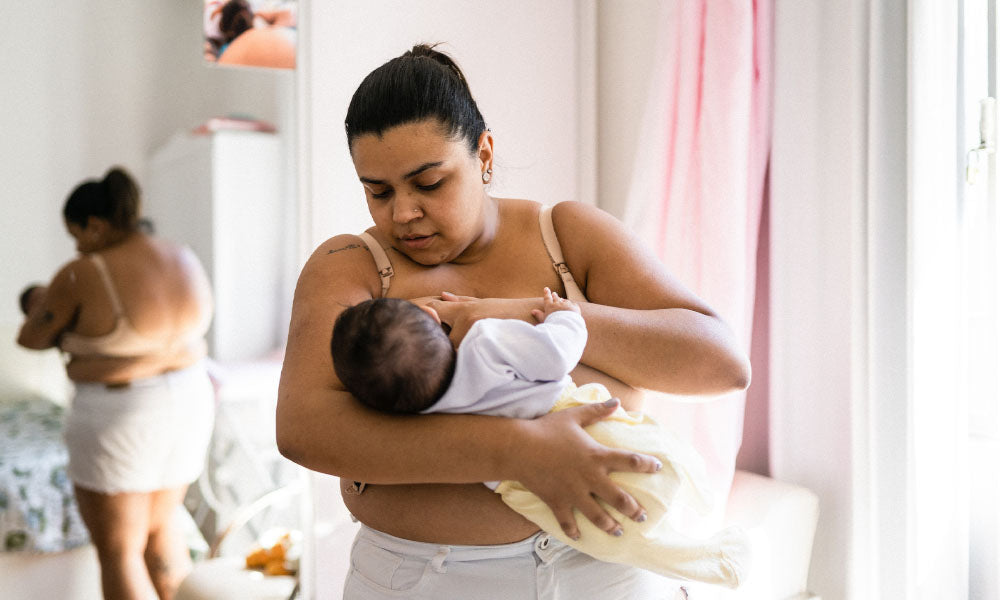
[76,359,209,392]
[357,524,552,563]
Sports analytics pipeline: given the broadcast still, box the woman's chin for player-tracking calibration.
[395,239,453,265]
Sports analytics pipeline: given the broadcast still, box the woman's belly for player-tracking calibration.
[344,365,646,545]
[342,482,539,544]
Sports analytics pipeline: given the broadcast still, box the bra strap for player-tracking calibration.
[538,204,586,302]
[358,232,394,298]
[89,254,125,317]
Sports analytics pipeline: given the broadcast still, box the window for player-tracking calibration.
[961,0,1000,595]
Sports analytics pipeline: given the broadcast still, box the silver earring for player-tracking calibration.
[482,168,493,184]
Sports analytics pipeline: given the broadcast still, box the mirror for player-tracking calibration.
[0,1,301,596]
[203,0,298,70]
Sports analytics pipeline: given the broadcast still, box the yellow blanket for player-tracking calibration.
[496,383,750,588]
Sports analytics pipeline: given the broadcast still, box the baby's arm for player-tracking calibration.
[470,289,586,383]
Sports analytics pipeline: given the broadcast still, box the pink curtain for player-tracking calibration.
[622,0,773,521]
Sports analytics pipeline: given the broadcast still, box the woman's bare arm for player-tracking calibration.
[554,201,750,395]
[17,263,81,350]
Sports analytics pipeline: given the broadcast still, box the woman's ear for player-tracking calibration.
[85,215,109,239]
[477,129,494,173]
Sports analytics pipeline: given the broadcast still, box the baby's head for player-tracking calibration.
[331,298,455,413]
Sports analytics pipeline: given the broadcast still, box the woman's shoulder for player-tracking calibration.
[500,199,623,245]
[45,254,105,309]
[313,231,375,254]
[548,200,621,230]
[297,232,382,299]
[52,254,96,288]
[501,198,615,224]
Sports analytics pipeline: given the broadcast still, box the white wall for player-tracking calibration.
[595,0,665,222]
[1,0,291,327]
[300,1,585,252]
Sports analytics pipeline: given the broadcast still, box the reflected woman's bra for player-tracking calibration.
[347,203,586,496]
[60,254,198,358]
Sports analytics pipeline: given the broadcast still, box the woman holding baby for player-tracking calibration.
[276,44,749,599]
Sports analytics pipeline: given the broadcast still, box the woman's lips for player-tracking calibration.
[399,234,436,250]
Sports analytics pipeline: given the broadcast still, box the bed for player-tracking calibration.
[0,325,102,599]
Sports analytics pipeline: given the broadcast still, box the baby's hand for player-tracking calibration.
[531,287,580,322]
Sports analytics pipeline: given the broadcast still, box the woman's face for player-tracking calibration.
[65,219,100,253]
[350,119,494,265]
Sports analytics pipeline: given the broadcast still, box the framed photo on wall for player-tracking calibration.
[203,0,297,70]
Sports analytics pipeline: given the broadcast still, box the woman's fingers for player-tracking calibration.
[514,402,661,541]
[543,481,643,539]
[577,493,625,536]
[547,495,623,540]
[573,397,621,426]
[591,460,651,522]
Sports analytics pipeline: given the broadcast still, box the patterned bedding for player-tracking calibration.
[0,396,89,553]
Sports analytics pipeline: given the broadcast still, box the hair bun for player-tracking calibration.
[405,43,469,88]
[102,167,141,230]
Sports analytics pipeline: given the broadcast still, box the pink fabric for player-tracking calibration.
[623,0,773,519]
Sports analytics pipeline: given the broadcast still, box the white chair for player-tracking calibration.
[719,470,821,600]
[176,483,301,600]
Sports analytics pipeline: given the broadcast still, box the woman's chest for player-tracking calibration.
[386,242,568,300]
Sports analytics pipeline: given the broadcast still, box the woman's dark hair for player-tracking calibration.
[331,298,456,414]
[220,0,254,43]
[63,167,142,232]
[345,44,487,154]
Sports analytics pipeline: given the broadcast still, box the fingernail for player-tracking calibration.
[612,528,624,537]
[570,531,580,541]
[602,398,618,407]
[636,512,647,523]
[654,460,663,471]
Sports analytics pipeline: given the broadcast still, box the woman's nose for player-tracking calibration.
[391,195,423,223]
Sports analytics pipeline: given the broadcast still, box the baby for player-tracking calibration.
[330,288,749,588]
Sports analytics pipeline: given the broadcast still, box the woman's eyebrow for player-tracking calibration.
[403,161,444,179]
[359,161,444,185]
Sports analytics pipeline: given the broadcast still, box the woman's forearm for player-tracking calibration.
[578,303,750,395]
[275,384,663,540]
[275,386,525,483]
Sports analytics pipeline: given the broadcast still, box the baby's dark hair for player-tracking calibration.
[18,284,42,315]
[345,43,487,155]
[220,0,254,43]
[331,298,456,414]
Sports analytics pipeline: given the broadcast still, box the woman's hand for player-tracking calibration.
[508,398,661,540]
[426,292,544,345]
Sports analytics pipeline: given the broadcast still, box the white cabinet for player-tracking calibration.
[146,130,286,362]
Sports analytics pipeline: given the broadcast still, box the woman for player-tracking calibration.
[17,167,214,600]
[277,45,750,599]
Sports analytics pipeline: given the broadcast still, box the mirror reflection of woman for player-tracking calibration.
[277,45,751,599]
[17,167,215,600]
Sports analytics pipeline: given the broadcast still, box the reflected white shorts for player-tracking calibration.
[64,362,214,494]
[344,524,690,600]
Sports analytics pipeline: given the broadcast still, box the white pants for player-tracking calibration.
[64,361,214,494]
[344,524,690,600]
